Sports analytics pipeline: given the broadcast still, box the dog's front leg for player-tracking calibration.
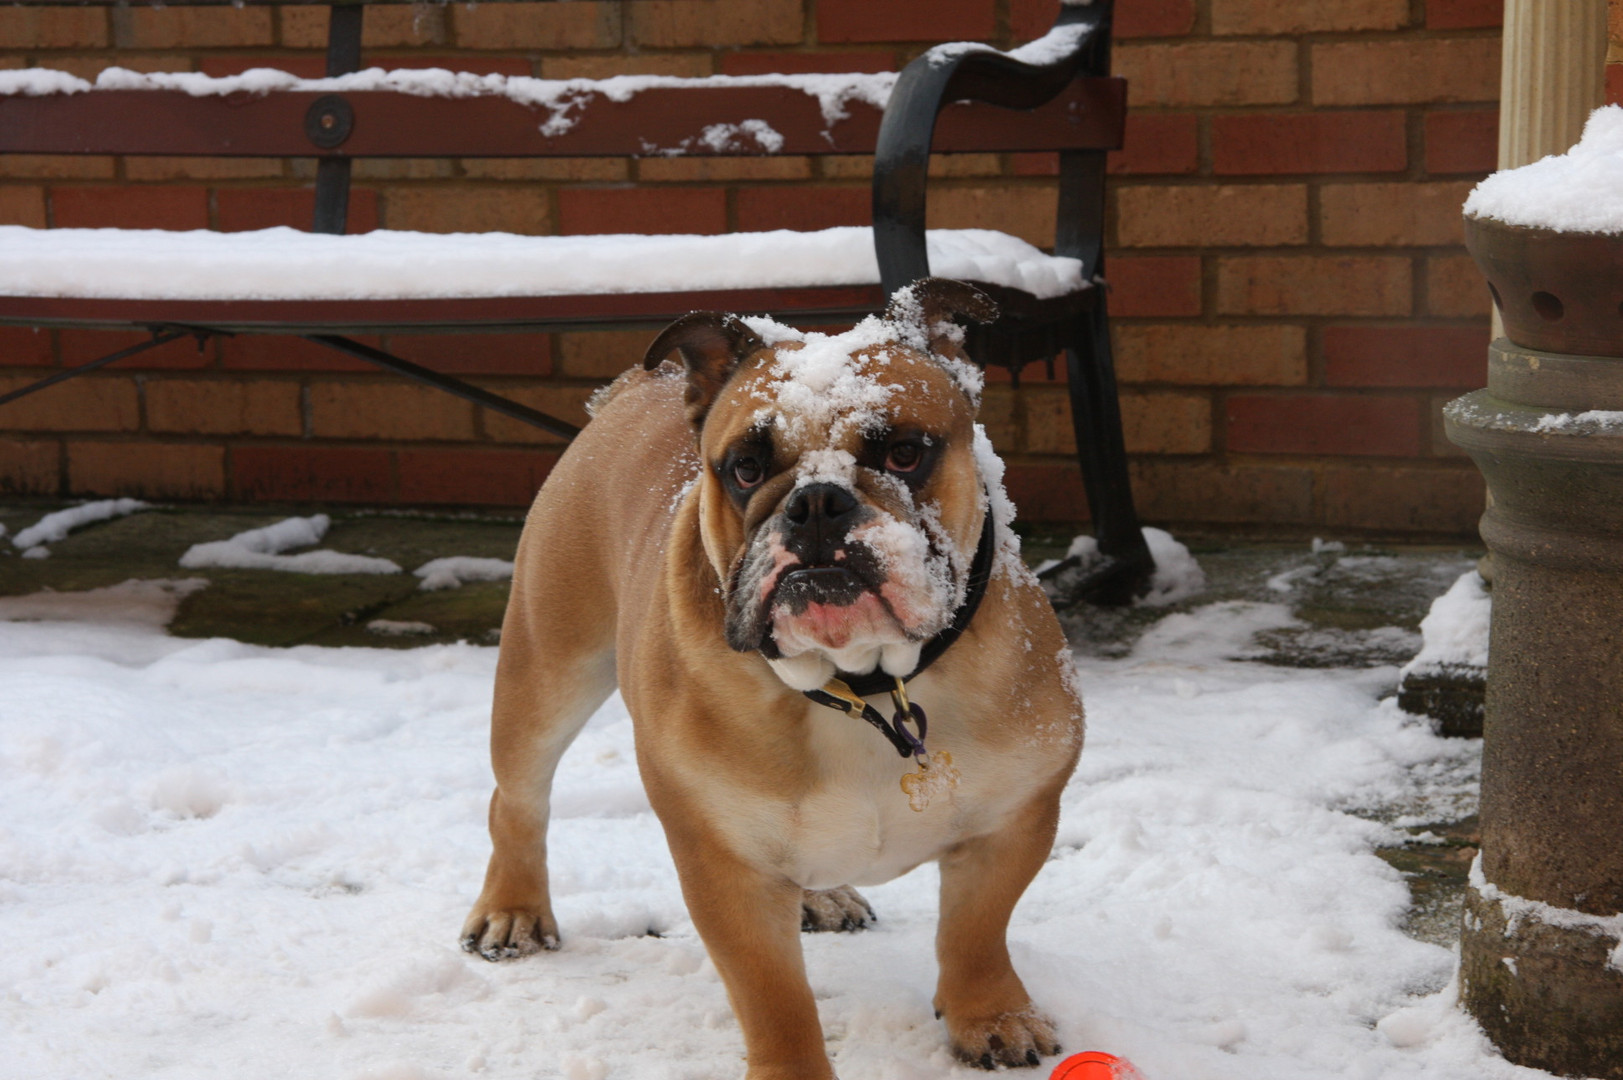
[933,787,1066,1069]
[667,824,833,1080]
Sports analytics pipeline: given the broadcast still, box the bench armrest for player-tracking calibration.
[872,0,1115,296]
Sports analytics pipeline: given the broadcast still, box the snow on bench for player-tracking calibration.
[0,225,1083,303]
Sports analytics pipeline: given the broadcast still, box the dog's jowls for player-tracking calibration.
[461,279,1085,1077]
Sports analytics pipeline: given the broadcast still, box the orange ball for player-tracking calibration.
[1049,1051,1144,1080]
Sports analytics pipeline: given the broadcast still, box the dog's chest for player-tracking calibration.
[759,705,1034,890]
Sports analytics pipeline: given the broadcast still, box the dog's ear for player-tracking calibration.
[884,278,999,356]
[644,312,768,425]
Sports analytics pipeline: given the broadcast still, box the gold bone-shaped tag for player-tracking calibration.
[900,750,960,813]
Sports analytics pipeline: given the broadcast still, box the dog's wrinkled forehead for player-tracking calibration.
[703,313,982,454]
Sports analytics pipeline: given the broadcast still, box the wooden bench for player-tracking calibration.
[0,0,1154,603]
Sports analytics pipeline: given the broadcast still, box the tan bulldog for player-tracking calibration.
[461,279,1085,1077]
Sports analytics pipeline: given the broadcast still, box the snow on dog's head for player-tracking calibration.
[644,279,999,691]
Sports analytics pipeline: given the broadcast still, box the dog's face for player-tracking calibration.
[646,280,998,692]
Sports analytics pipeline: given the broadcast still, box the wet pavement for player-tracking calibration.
[0,498,1485,947]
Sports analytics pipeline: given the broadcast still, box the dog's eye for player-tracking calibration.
[884,441,924,473]
[732,457,765,489]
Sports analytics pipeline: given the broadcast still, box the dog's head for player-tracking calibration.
[644,279,1000,692]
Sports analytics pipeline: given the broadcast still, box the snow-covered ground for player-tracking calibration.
[0,572,1554,1080]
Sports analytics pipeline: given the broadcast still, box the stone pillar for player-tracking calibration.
[1492,0,1606,337]
[1450,218,1623,1079]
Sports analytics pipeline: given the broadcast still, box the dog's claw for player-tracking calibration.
[460,909,559,961]
[1026,1050,1040,1066]
[946,1006,1059,1069]
[978,1053,994,1070]
[800,885,875,933]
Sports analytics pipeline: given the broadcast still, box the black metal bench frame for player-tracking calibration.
[0,0,1154,603]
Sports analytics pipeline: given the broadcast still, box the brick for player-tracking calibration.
[929,154,1003,178]
[0,155,117,181]
[818,0,989,44]
[1323,326,1488,388]
[977,384,1019,450]
[558,329,656,379]
[454,1,620,50]
[1130,460,1316,526]
[1020,387,1073,454]
[718,50,895,76]
[1217,256,1412,316]
[541,53,712,80]
[1426,254,1492,317]
[1115,184,1308,248]
[1319,181,1476,247]
[1110,113,1200,176]
[1312,39,1502,106]
[59,329,211,372]
[309,382,477,441]
[383,187,549,235]
[353,159,456,182]
[397,447,558,506]
[1115,324,1308,386]
[1212,111,1408,175]
[52,186,209,231]
[482,384,601,444]
[463,158,628,183]
[736,185,869,232]
[926,184,1055,247]
[1107,256,1202,317]
[1117,42,1298,107]
[357,5,448,48]
[631,0,804,48]
[1125,391,1212,454]
[146,379,302,437]
[0,326,53,368]
[68,441,224,499]
[639,157,812,183]
[1227,393,1424,456]
[124,158,284,182]
[0,186,46,228]
[380,333,552,377]
[216,187,380,233]
[221,335,373,373]
[0,376,137,431]
[232,445,393,503]
[1013,0,1196,40]
[1428,0,1503,29]
[0,7,107,48]
[114,6,273,49]
[558,187,727,236]
[1212,0,1409,34]
[1425,108,1499,174]
[200,55,327,79]
[1321,465,1485,534]
[0,438,59,495]
[1609,63,1623,108]
[1003,463,1089,522]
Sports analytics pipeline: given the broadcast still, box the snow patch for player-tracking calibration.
[12,498,148,551]
[1466,104,1623,233]
[1401,570,1490,678]
[0,225,1084,302]
[1530,408,1623,432]
[179,515,402,575]
[1470,855,1623,947]
[1064,527,1206,607]
[413,556,514,591]
[0,578,206,628]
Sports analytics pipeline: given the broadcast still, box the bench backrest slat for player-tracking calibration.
[0,79,1124,158]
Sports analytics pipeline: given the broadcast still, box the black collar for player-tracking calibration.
[797,510,997,755]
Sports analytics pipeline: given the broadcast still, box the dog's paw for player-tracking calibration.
[800,885,875,933]
[460,908,560,961]
[947,1006,1061,1070]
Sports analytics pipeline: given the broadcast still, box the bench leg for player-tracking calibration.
[1056,303,1154,606]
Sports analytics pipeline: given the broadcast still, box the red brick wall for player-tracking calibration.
[0,0,1501,539]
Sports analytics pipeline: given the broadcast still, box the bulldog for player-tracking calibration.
[460,279,1085,1077]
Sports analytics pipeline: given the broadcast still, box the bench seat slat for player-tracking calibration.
[0,286,890,335]
[0,79,1124,158]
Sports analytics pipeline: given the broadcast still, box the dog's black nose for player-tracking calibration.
[784,483,857,527]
